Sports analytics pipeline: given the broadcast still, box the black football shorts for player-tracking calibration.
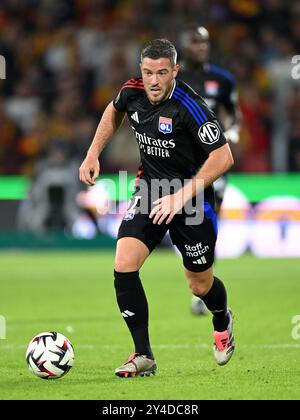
[117,188,218,272]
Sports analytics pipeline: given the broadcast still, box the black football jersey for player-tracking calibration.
[179,63,237,121]
[113,77,227,201]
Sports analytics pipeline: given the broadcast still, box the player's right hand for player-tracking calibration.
[79,155,100,186]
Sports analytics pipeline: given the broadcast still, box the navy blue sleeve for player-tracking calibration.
[175,87,227,154]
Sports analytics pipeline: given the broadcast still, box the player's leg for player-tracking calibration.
[115,237,149,272]
[185,267,234,366]
[191,175,227,316]
[184,266,230,331]
[114,237,152,358]
[114,237,157,377]
[114,194,168,377]
[170,210,234,366]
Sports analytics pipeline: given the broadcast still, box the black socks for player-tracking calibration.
[114,270,154,359]
[114,270,228,353]
[200,276,229,332]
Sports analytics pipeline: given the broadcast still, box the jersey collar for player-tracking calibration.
[168,79,177,99]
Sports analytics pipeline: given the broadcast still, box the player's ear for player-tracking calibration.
[173,64,180,78]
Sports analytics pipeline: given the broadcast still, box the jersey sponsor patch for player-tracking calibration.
[198,122,220,145]
[158,116,172,134]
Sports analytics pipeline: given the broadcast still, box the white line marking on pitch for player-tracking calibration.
[1,343,300,350]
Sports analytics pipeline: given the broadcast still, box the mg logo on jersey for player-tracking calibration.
[158,116,172,134]
[198,122,220,145]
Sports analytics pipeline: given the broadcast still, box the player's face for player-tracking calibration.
[140,57,179,105]
[184,34,210,64]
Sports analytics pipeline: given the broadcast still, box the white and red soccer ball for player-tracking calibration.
[26,332,75,379]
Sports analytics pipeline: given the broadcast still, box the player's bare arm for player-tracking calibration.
[79,101,125,186]
[183,143,234,197]
[150,143,234,225]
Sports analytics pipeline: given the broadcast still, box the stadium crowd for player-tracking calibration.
[0,0,299,175]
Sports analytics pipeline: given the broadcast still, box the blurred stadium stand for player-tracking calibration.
[0,0,299,252]
[1,0,300,174]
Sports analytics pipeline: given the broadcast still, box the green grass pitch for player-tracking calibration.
[0,250,299,400]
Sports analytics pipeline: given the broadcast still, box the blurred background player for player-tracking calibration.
[178,24,240,315]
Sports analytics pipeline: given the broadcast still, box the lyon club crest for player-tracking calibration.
[158,116,172,134]
[204,80,219,96]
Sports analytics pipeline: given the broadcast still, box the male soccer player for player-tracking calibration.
[79,39,235,377]
[179,24,240,315]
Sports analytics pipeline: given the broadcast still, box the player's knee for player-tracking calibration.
[114,254,140,272]
[186,271,213,297]
[189,282,210,297]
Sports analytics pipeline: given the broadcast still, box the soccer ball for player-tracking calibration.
[26,332,75,379]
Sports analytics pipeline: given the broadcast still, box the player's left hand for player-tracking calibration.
[149,192,185,225]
